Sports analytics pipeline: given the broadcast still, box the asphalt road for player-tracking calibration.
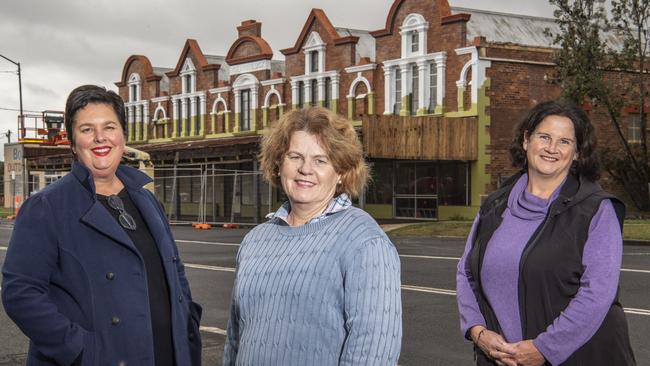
[0,222,649,365]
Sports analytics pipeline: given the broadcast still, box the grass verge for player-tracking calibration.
[389,220,650,241]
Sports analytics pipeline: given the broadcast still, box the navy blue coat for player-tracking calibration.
[2,162,202,365]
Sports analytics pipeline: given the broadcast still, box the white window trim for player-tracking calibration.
[211,94,230,114]
[400,13,429,58]
[128,73,142,103]
[382,51,446,114]
[152,103,167,121]
[348,73,372,98]
[455,46,491,106]
[290,71,339,105]
[180,58,197,94]
[263,86,285,108]
[303,32,326,75]
[232,73,259,115]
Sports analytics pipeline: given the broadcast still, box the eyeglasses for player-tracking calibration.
[106,194,137,231]
[530,132,575,151]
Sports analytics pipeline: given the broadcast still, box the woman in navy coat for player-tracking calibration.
[1,85,202,365]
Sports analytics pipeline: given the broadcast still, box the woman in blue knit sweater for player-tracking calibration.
[223,107,402,366]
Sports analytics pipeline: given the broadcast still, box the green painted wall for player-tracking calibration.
[470,78,492,209]
[365,204,393,219]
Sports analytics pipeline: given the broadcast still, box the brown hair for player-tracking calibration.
[259,107,369,198]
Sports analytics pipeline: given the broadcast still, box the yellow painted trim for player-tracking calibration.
[368,92,375,115]
[347,96,355,120]
[262,107,268,127]
[234,112,241,133]
[147,138,173,143]
[349,120,362,127]
[444,103,478,118]
[457,87,465,112]
[171,119,179,138]
[172,135,205,142]
[471,79,492,208]
[399,95,409,116]
[205,132,235,139]
[331,99,339,114]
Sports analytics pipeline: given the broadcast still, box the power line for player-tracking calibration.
[0,107,41,113]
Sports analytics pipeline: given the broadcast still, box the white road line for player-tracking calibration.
[621,268,650,274]
[0,247,6,251]
[400,254,460,260]
[401,285,457,296]
[176,240,240,247]
[624,252,650,256]
[624,307,650,316]
[185,263,235,272]
[200,326,227,335]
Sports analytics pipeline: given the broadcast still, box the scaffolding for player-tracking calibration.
[153,162,277,225]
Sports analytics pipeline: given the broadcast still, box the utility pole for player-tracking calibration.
[5,130,11,143]
[0,54,24,132]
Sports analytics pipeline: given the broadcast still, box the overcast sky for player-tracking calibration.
[0,0,555,157]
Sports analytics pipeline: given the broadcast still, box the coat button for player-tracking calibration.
[106,272,115,280]
[178,295,183,303]
[189,332,194,340]
[111,316,120,325]
[172,256,178,262]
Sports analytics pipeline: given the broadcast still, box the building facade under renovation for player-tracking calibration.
[111,0,647,223]
[8,0,644,223]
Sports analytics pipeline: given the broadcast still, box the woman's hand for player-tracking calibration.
[510,340,545,366]
[470,326,517,366]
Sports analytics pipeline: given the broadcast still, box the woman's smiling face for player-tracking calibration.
[279,131,341,210]
[72,103,125,181]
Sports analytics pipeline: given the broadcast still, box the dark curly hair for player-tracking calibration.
[64,85,126,148]
[509,100,600,181]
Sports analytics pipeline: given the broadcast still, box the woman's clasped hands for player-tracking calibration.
[471,326,545,366]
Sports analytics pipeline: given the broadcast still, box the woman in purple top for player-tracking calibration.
[456,100,636,366]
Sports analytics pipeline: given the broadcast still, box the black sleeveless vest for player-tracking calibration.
[469,172,636,366]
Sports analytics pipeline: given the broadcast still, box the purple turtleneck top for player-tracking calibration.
[456,174,622,366]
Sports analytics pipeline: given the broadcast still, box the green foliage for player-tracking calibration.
[546,0,650,210]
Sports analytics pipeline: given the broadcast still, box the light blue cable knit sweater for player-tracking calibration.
[223,207,402,366]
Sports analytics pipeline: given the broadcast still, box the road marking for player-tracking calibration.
[621,268,650,274]
[624,252,650,256]
[401,285,456,296]
[200,326,227,335]
[0,247,6,251]
[624,307,650,316]
[185,263,235,272]
[176,240,240,247]
[400,254,460,260]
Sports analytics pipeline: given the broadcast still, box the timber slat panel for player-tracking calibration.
[362,115,477,160]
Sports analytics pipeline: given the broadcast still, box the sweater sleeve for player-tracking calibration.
[339,236,402,366]
[1,194,90,365]
[456,214,487,339]
[533,200,622,366]
[223,250,241,366]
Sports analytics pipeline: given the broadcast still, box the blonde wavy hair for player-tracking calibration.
[258,107,369,198]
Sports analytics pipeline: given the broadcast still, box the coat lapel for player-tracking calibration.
[81,200,138,252]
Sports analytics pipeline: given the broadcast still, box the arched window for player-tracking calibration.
[128,73,141,103]
[401,14,428,58]
[411,31,419,53]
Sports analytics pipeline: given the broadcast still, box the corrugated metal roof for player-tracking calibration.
[335,27,376,63]
[451,6,625,50]
[452,6,557,48]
